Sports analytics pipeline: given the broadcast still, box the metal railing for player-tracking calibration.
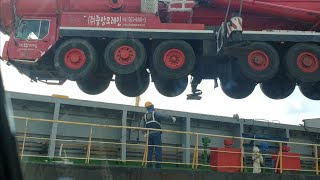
[14,116,319,176]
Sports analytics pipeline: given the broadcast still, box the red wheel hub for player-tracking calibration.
[248,50,270,71]
[64,48,86,70]
[114,46,136,65]
[297,52,319,73]
[163,49,185,70]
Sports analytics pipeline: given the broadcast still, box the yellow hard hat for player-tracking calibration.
[145,101,153,108]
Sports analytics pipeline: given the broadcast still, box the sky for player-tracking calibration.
[0,33,319,126]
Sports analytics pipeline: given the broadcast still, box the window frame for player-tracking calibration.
[14,19,50,41]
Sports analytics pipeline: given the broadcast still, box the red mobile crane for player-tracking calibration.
[1,0,320,100]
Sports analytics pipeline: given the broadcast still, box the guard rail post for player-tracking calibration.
[279,142,283,174]
[21,119,28,160]
[240,138,244,172]
[142,129,150,167]
[315,144,319,176]
[192,133,199,169]
[85,126,93,164]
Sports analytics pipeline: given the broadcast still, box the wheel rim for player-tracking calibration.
[114,46,136,65]
[297,52,319,73]
[163,49,185,70]
[64,48,86,70]
[248,50,270,71]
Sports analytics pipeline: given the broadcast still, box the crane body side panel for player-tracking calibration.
[59,12,205,30]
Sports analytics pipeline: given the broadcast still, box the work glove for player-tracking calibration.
[172,117,176,123]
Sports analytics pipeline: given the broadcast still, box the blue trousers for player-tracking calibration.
[147,132,162,168]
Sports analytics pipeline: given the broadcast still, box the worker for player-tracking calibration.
[142,101,176,168]
[252,146,264,173]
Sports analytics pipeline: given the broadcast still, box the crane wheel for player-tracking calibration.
[299,82,320,100]
[54,39,97,81]
[260,73,296,100]
[238,42,280,82]
[77,74,112,95]
[285,43,320,83]
[152,40,195,80]
[104,39,146,75]
[115,70,150,97]
[153,75,188,97]
[220,77,256,99]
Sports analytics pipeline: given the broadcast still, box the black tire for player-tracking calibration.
[77,74,112,95]
[54,39,97,81]
[260,74,296,100]
[104,39,146,75]
[115,70,150,97]
[152,40,195,79]
[237,42,280,82]
[299,83,320,100]
[220,77,256,99]
[285,43,320,83]
[153,75,188,97]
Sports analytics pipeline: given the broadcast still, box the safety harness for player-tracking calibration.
[144,111,161,128]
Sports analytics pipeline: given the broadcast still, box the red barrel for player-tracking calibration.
[224,138,234,148]
[282,145,291,152]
